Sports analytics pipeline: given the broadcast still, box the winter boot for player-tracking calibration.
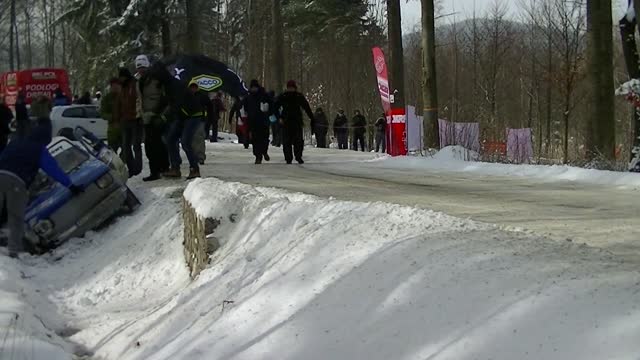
[263,153,270,162]
[143,173,162,182]
[163,168,182,178]
[186,168,201,180]
[296,158,304,164]
[255,156,262,165]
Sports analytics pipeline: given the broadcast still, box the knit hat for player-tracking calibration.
[135,54,150,69]
[286,80,297,89]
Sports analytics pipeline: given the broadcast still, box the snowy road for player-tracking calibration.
[193,144,640,257]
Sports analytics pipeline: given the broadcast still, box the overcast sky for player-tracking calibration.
[400,0,629,33]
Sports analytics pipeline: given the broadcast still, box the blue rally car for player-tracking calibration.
[24,127,139,250]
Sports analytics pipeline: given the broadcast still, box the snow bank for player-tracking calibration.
[372,146,640,189]
[0,255,75,359]
[4,179,640,359]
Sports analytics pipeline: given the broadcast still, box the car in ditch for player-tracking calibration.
[23,127,139,251]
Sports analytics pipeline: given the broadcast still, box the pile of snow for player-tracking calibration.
[371,146,640,189]
[2,179,639,359]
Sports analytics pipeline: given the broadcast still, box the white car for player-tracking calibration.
[50,105,108,140]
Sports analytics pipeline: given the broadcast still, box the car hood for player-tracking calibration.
[25,159,110,222]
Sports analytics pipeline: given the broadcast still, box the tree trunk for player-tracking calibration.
[545,29,552,156]
[586,0,615,162]
[185,0,201,54]
[9,0,16,71]
[387,0,405,109]
[161,17,172,57]
[421,0,439,149]
[25,7,33,69]
[620,1,640,167]
[272,0,285,92]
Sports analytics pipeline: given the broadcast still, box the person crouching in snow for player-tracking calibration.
[242,79,273,164]
[275,80,315,164]
[0,97,81,258]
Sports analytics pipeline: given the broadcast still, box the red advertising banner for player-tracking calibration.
[0,68,71,108]
[372,47,391,113]
[387,107,408,156]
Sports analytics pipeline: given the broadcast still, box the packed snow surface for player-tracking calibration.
[2,178,639,359]
[370,145,640,189]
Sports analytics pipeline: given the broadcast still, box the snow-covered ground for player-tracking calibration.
[2,175,640,359]
[369,146,640,190]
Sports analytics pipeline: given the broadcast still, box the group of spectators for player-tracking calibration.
[320,110,386,153]
[99,55,229,181]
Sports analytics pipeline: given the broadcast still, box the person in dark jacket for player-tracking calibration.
[116,68,143,178]
[333,110,349,150]
[375,113,386,153]
[0,108,80,257]
[242,80,273,164]
[0,97,13,153]
[53,88,69,107]
[166,83,206,179]
[314,107,329,148]
[14,92,30,137]
[138,58,170,182]
[206,91,226,142]
[275,80,315,164]
[351,110,367,152]
[78,91,93,105]
[269,90,282,147]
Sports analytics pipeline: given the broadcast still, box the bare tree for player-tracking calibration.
[272,0,284,91]
[586,0,615,162]
[387,0,405,108]
[422,0,439,149]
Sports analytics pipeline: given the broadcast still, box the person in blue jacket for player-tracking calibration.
[0,102,81,258]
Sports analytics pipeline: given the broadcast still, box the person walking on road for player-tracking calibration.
[243,80,273,164]
[314,107,329,148]
[276,80,315,164]
[375,113,386,153]
[206,91,225,142]
[137,55,171,182]
[333,110,349,150]
[116,68,143,177]
[351,110,367,152]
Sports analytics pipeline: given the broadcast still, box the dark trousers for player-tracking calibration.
[315,130,328,148]
[251,125,270,160]
[166,119,183,169]
[205,117,219,142]
[0,134,8,153]
[0,172,27,254]
[337,132,348,150]
[271,122,282,147]
[122,119,143,177]
[181,117,203,169]
[144,122,169,175]
[283,126,304,163]
[375,131,386,153]
[352,132,365,152]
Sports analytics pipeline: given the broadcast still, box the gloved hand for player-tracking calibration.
[69,185,84,195]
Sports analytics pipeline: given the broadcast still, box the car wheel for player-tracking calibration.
[58,128,76,141]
